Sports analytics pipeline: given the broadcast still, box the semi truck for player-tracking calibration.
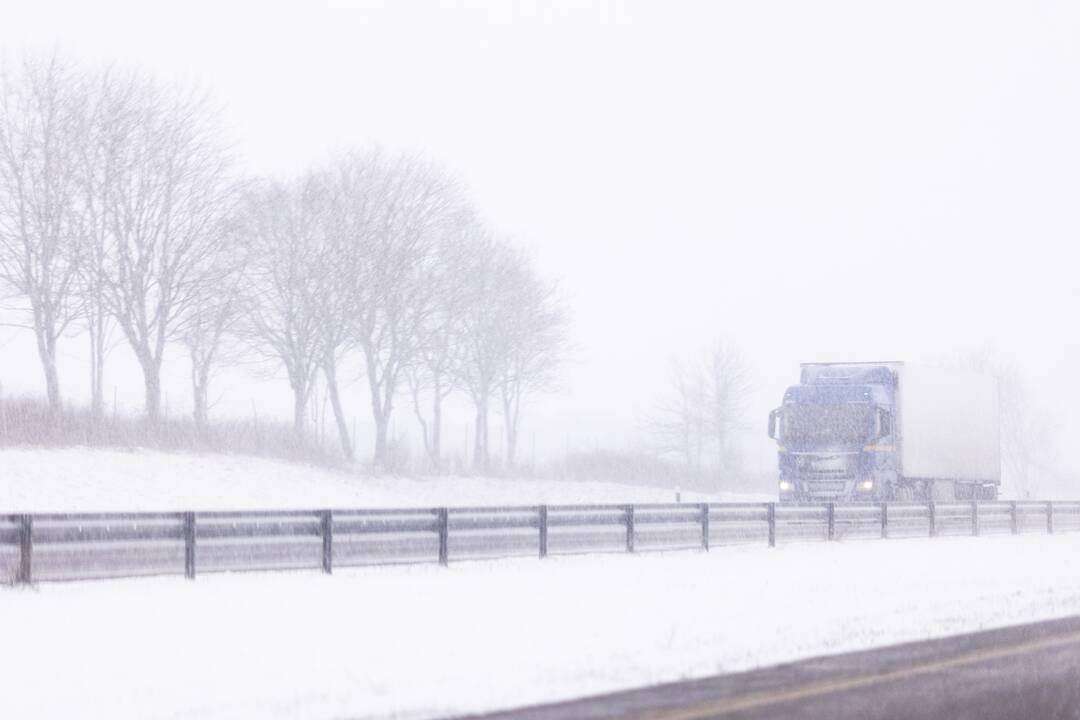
[768,362,1000,503]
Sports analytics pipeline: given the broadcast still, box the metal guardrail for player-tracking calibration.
[2,500,1076,584]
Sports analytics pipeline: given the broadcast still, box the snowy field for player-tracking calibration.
[0,447,767,512]
[3,533,1080,719]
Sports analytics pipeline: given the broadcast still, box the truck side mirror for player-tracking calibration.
[768,409,779,440]
[878,407,891,439]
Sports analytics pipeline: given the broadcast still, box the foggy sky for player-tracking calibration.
[3,1,1080,478]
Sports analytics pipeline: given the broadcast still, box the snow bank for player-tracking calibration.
[0,447,766,512]
[3,533,1080,719]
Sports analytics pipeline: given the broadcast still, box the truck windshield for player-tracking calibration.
[781,403,875,446]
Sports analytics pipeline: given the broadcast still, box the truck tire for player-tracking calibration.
[892,485,917,502]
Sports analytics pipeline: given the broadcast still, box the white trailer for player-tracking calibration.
[896,364,1000,493]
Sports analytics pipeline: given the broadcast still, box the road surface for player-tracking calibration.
[459,614,1080,719]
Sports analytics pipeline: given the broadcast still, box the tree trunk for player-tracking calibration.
[431,386,443,472]
[683,415,692,469]
[502,385,521,468]
[506,419,518,468]
[88,300,106,421]
[193,382,208,434]
[410,379,435,471]
[373,411,389,471]
[141,357,162,425]
[472,397,489,474]
[90,331,104,419]
[285,361,313,439]
[292,389,307,438]
[42,354,60,418]
[323,359,353,461]
[192,361,210,436]
[33,325,61,420]
[368,360,399,472]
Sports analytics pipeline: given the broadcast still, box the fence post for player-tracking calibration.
[767,503,776,548]
[700,503,710,551]
[538,505,548,558]
[880,503,888,539]
[928,502,936,538]
[183,512,196,580]
[826,503,835,541]
[1047,501,1054,535]
[17,514,31,585]
[971,501,979,537]
[1010,501,1019,535]
[437,508,449,566]
[625,505,635,553]
[321,510,333,574]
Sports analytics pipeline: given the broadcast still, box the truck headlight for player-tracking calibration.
[779,480,793,492]
[858,480,874,491]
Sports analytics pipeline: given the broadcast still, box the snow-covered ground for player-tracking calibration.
[3,533,1080,719]
[0,447,767,512]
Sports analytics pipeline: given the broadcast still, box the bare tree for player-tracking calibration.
[648,356,708,470]
[73,67,133,421]
[0,54,85,418]
[702,342,752,474]
[497,248,567,468]
[180,245,245,435]
[456,234,521,473]
[315,156,381,462]
[406,219,479,471]
[239,177,325,438]
[648,341,751,476]
[350,151,464,471]
[99,75,236,423]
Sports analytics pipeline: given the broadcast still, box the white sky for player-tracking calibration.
[3,0,1080,476]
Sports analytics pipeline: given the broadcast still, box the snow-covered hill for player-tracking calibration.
[0,447,768,512]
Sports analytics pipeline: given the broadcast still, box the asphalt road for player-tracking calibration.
[459,615,1080,720]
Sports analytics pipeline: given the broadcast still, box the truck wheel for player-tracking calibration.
[892,485,916,502]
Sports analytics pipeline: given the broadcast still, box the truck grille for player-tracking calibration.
[804,480,848,499]
[796,454,856,479]
[793,453,858,499]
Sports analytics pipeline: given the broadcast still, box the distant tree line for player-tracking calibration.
[0,54,566,472]
[647,342,752,480]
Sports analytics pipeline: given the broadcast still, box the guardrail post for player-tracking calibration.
[437,508,449,566]
[625,505,635,553]
[928,502,936,538]
[826,503,835,541]
[880,503,888,539]
[700,503,710,551]
[1010,501,1019,535]
[538,505,548,558]
[321,510,333,574]
[767,503,776,548]
[1047,501,1054,535]
[971,501,979,537]
[17,514,31,585]
[183,512,196,580]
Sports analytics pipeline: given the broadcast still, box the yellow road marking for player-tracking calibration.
[627,629,1080,720]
